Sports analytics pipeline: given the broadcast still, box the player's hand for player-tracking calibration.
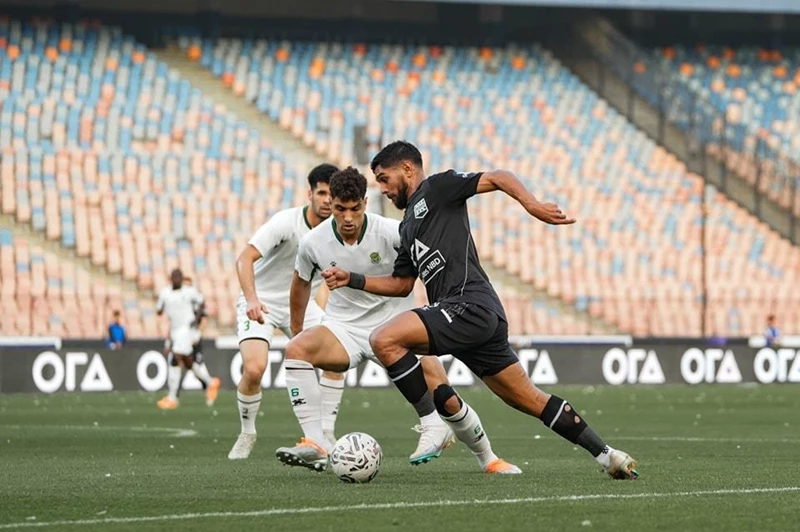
[246,298,269,324]
[321,267,350,290]
[529,201,576,225]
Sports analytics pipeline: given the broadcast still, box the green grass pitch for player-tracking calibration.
[1,384,798,531]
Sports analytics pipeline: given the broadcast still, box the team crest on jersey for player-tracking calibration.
[370,252,381,264]
[413,198,429,219]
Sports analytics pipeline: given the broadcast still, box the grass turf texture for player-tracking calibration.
[1,385,798,531]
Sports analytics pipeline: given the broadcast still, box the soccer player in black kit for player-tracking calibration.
[322,140,638,479]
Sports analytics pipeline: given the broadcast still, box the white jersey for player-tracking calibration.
[246,206,323,306]
[156,285,204,334]
[295,213,414,331]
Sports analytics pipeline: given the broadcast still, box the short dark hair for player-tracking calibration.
[308,163,338,189]
[370,140,423,172]
[329,167,367,203]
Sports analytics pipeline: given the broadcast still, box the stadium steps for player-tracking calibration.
[0,211,157,329]
[154,44,329,173]
[482,262,622,335]
[546,18,800,245]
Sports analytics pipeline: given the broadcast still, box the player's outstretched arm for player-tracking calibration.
[289,271,312,336]
[236,244,269,323]
[321,267,415,297]
[477,169,576,225]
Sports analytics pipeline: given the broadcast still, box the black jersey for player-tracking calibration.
[392,169,506,321]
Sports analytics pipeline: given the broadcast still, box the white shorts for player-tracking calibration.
[236,298,325,345]
[322,319,379,370]
[170,327,194,356]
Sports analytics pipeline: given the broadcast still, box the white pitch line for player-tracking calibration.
[1,425,197,438]
[1,486,798,530]
[614,436,800,444]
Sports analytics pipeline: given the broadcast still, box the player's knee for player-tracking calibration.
[433,384,463,417]
[369,327,396,357]
[242,355,267,383]
[285,337,314,363]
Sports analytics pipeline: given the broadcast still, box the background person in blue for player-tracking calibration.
[764,314,781,347]
[106,310,127,350]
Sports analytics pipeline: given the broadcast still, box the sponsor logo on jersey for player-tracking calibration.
[412,237,446,284]
[413,198,429,219]
[370,252,381,264]
[419,250,446,284]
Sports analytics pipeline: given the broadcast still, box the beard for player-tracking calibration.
[312,201,331,220]
[395,181,410,210]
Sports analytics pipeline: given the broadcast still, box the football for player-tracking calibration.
[329,432,383,483]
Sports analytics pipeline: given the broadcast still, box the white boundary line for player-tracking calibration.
[1,487,798,529]
[1,425,197,438]
[613,435,800,444]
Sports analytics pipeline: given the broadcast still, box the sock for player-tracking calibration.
[385,352,435,417]
[540,395,610,462]
[237,391,261,435]
[592,440,614,468]
[191,363,212,388]
[443,401,498,469]
[284,360,327,448]
[319,375,344,438]
[419,411,444,427]
[167,365,182,402]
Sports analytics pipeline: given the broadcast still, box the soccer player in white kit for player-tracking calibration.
[275,167,520,474]
[156,268,207,409]
[228,164,344,460]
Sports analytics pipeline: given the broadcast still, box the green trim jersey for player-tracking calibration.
[245,206,322,305]
[295,213,414,330]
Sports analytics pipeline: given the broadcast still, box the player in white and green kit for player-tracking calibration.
[275,167,520,475]
[228,164,345,460]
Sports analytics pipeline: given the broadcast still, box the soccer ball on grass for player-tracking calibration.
[329,432,383,483]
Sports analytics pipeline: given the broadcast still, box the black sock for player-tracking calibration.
[540,395,606,457]
[385,352,435,417]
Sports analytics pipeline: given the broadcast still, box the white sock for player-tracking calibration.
[191,363,212,387]
[237,391,262,435]
[319,375,344,437]
[420,411,445,428]
[595,445,613,468]
[284,360,327,449]
[167,365,183,402]
[442,401,498,469]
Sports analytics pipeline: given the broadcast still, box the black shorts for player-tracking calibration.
[412,300,518,378]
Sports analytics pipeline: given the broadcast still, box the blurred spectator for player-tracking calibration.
[106,310,127,350]
[764,315,781,347]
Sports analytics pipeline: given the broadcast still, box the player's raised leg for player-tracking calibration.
[228,337,268,459]
[276,325,351,471]
[370,311,519,473]
[483,362,638,479]
[190,342,221,406]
